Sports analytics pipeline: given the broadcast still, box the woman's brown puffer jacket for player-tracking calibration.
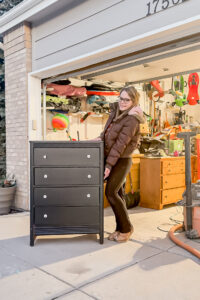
[100,102,145,170]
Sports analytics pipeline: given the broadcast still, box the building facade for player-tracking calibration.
[0,0,199,210]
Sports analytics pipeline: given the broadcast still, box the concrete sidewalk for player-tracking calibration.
[0,205,199,300]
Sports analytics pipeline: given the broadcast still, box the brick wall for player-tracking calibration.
[4,22,32,210]
[0,48,6,182]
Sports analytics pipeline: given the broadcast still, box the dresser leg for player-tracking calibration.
[30,232,35,246]
[99,233,104,244]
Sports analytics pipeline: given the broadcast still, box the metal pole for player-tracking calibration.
[177,132,196,231]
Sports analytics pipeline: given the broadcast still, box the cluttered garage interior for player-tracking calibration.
[40,38,200,214]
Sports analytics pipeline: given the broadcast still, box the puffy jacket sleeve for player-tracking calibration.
[105,117,139,170]
[99,130,105,141]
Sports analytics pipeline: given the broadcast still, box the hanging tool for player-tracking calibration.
[150,80,164,98]
[164,112,170,128]
[169,76,187,107]
[77,130,80,141]
[158,107,161,132]
[80,112,93,123]
[66,129,72,141]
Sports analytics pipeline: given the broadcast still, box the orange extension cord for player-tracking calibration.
[169,224,200,259]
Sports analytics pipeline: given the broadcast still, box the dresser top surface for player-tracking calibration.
[30,141,103,148]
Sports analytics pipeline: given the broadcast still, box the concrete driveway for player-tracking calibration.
[0,205,199,300]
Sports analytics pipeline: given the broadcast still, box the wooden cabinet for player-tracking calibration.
[140,156,197,210]
[30,141,104,246]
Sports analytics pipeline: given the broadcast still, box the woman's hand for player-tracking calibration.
[89,137,101,141]
[104,167,110,179]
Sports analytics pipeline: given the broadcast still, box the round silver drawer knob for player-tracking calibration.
[87,194,91,198]
[87,154,91,159]
[43,194,47,199]
[44,174,48,178]
[43,155,47,159]
[87,174,92,179]
[43,214,48,218]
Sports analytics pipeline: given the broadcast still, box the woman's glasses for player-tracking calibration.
[118,96,131,103]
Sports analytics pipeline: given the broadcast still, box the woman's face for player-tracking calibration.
[118,90,134,111]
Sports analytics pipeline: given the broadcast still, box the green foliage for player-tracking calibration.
[0,0,24,16]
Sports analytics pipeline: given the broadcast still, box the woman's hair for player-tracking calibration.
[120,85,140,106]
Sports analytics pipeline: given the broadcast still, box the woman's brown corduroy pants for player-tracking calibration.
[105,157,133,233]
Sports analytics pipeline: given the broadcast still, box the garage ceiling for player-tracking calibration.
[92,48,200,83]
[43,34,200,84]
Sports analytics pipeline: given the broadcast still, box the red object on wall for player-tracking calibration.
[86,90,120,96]
[150,80,164,98]
[47,83,86,96]
[187,73,199,105]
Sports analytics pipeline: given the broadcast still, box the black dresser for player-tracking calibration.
[30,141,104,246]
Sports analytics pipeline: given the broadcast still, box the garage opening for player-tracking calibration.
[41,39,200,139]
[39,36,200,210]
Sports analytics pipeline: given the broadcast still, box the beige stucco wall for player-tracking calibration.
[4,22,32,210]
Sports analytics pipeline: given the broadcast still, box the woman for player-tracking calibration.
[95,86,144,242]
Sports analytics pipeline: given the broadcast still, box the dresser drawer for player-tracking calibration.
[162,187,185,204]
[162,165,185,175]
[35,207,99,226]
[162,160,185,175]
[161,174,185,189]
[34,148,99,166]
[162,159,185,169]
[34,187,99,206]
[35,167,99,185]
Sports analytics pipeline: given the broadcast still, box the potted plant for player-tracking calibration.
[0,174,16,215]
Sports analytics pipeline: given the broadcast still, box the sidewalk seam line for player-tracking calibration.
[77,251,161,290]
[51,288,99,300]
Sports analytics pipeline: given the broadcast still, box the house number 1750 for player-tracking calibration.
[146,0,186,16]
